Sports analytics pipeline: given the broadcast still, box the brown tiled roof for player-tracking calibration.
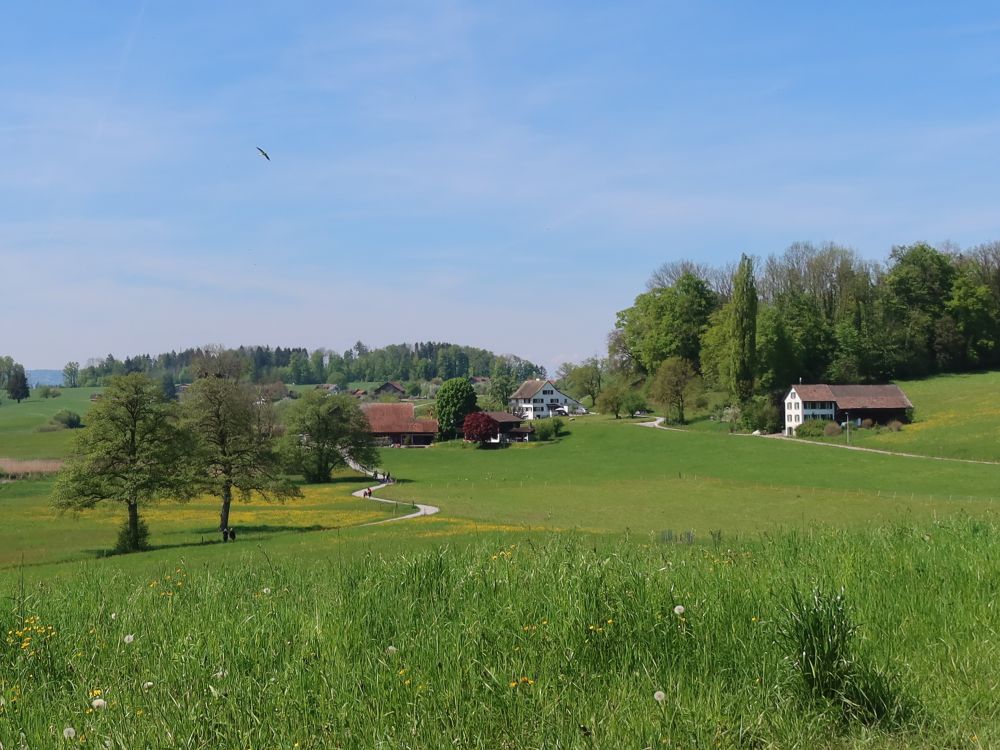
[828,384,912,410]
[790,384,912,410]
[374,381,405,392]
[361,403,438,434]
[481,410,524,425]
[511,379,548,399]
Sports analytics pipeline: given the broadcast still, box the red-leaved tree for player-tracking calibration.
[462,412,499,446]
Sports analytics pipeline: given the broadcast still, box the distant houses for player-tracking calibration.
[360,403,437,447]
[783,384,912,436]
[509,379,584,420]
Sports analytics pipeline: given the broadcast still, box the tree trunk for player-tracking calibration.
[127,501,140,550]
[219,481,233,533]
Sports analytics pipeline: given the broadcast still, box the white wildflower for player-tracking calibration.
[654,690,666,703]
[213,669,228,680]
[673,605,685,616]
[110,612,117,620]
[386,645,398,656]
[142,681,154,691]
[123,633,135,644]
[63,727,77,740]
[91,698,107,710]
[262,587,271,595]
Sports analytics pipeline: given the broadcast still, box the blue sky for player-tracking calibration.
[6,2,1000,371]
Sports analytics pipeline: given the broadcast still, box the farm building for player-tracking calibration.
[373,381,406,398]
[361,403,437,446]
[461,411,533,444]
[509,380,584,420]
[783,384,912,436]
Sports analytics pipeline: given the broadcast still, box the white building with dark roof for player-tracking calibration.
[509,379,583,420]
[784,384,913,436]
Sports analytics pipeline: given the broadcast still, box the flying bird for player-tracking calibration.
[257,146,270,161]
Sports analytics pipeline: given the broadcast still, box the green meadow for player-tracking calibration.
[3,373,1000,745]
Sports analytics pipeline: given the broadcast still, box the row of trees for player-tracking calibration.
[66,342,544,389]
[560,241,1000,427]
[55,364,378,552]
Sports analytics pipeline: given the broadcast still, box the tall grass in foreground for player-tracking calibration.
[1,520,998,748]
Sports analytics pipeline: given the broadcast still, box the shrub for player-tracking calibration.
[533,420,556,441]
[114,515,151,553]
[550,417,565,437]
[823,422,843,437]
[794,419,830,438]
[52,410,82,429]
[36,386,61,399]
[860,418,874,429]
[887,420,903,432]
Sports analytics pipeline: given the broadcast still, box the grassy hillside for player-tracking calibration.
[2,520,997,747]
[377,416,1000,536]
[0,387,101,460]
[796,371,1000,461]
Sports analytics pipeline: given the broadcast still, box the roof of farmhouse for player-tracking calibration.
[790,384,912,410]
[360,403,438,434]
[510,379,555,400]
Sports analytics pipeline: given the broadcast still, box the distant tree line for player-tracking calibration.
[67,341,544,389]
[559,240,1000,429]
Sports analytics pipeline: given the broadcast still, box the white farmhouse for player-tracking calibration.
[784,383,912,436]
[509,379,583,420]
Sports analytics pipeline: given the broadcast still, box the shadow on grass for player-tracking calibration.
[83,524,340,558]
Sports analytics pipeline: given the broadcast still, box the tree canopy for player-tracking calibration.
[281,391,378,483]
[53,374,196,552]
[435,378,479,439]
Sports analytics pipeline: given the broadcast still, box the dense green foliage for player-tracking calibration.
[53,374,197,551]
[434,377,478,439]
[606,241,1000,414]
[2,522,998,747]
[181,378,299,531]
[69,342,544,388]
[280,391,378,482]
[6,364,29,403]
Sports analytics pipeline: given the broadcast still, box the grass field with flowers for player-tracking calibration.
[2,519,998,748]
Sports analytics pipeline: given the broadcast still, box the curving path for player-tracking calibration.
[352,482,440,526]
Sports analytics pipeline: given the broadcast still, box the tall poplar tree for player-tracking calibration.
[731,254,758,403]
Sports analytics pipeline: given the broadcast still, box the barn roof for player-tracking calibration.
[790,384,912,410]
[361,403,438,434]
[480,410,524,425]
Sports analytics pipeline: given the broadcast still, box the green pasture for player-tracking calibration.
[0,387,101,459]
[2,520,998,747]
[0,474,399,569]
[378,415,1000,536]
[798,371,1000,462]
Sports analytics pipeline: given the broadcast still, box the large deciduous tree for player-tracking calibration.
[53,373,196,552]
[435,377,478,439]
[6,364,29,403]
[282,391,378,483]
[730,254,758,403]
[183,377,299,533]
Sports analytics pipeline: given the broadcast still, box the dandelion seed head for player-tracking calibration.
[142,681,154,691]
[63,727,76,740]
[673,605,685,616]
[262,587,271,595]
[385,645,398,656]
[654,690,667,703]
[91,698,107,710]
[123,634,135,644]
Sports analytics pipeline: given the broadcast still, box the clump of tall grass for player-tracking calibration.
[780,586,915,726]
